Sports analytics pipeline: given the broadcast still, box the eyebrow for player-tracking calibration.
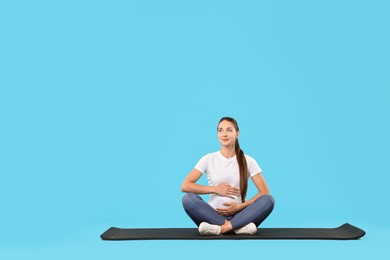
[218,127,233,130]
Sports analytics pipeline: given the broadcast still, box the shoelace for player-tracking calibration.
[206,225,220,234]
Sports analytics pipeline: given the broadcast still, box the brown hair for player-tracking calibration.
[217,117,248,203]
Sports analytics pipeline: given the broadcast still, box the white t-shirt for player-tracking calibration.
[194,151,262,209]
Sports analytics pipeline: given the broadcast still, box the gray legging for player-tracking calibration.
[182,193,275,229]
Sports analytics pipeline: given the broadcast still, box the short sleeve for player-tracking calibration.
[246,155,262,177]
[194,153,210,174]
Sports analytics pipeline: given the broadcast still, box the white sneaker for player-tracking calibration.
[198,222,221,235]
[234,222,257,235]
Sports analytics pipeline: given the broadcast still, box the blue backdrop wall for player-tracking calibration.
[1,1,389,259]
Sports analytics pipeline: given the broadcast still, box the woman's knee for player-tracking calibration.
[257,194,275,210]
[182,193,200,210]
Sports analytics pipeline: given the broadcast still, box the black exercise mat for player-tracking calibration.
[100,223,365,240]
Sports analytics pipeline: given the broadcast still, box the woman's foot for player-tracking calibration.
[198,220,235,235]
[198,222,221,235]
[234,222,257,235]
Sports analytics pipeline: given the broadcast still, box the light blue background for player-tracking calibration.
[1,0,389,259]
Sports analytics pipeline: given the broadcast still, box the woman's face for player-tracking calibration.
[217,120,239,147]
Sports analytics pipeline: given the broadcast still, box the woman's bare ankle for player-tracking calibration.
[220,221,233,234]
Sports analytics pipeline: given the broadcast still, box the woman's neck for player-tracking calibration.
[220,146,236,158]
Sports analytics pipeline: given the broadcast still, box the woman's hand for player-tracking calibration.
[216,202,243,216]
[214,183,240,199]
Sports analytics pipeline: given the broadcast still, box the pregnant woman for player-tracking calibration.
[181,117,275,235]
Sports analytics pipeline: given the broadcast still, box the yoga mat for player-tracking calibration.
[100,223,365,240]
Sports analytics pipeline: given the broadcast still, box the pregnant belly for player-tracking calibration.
[209,195,242,209]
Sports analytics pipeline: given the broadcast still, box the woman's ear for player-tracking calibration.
[236,131,240,139]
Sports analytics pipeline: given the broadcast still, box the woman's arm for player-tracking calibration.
[181,168,214,194]
[240,173,270,209]
[181,168,240,198]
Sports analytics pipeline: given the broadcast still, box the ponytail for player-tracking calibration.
[235,139,248,203]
